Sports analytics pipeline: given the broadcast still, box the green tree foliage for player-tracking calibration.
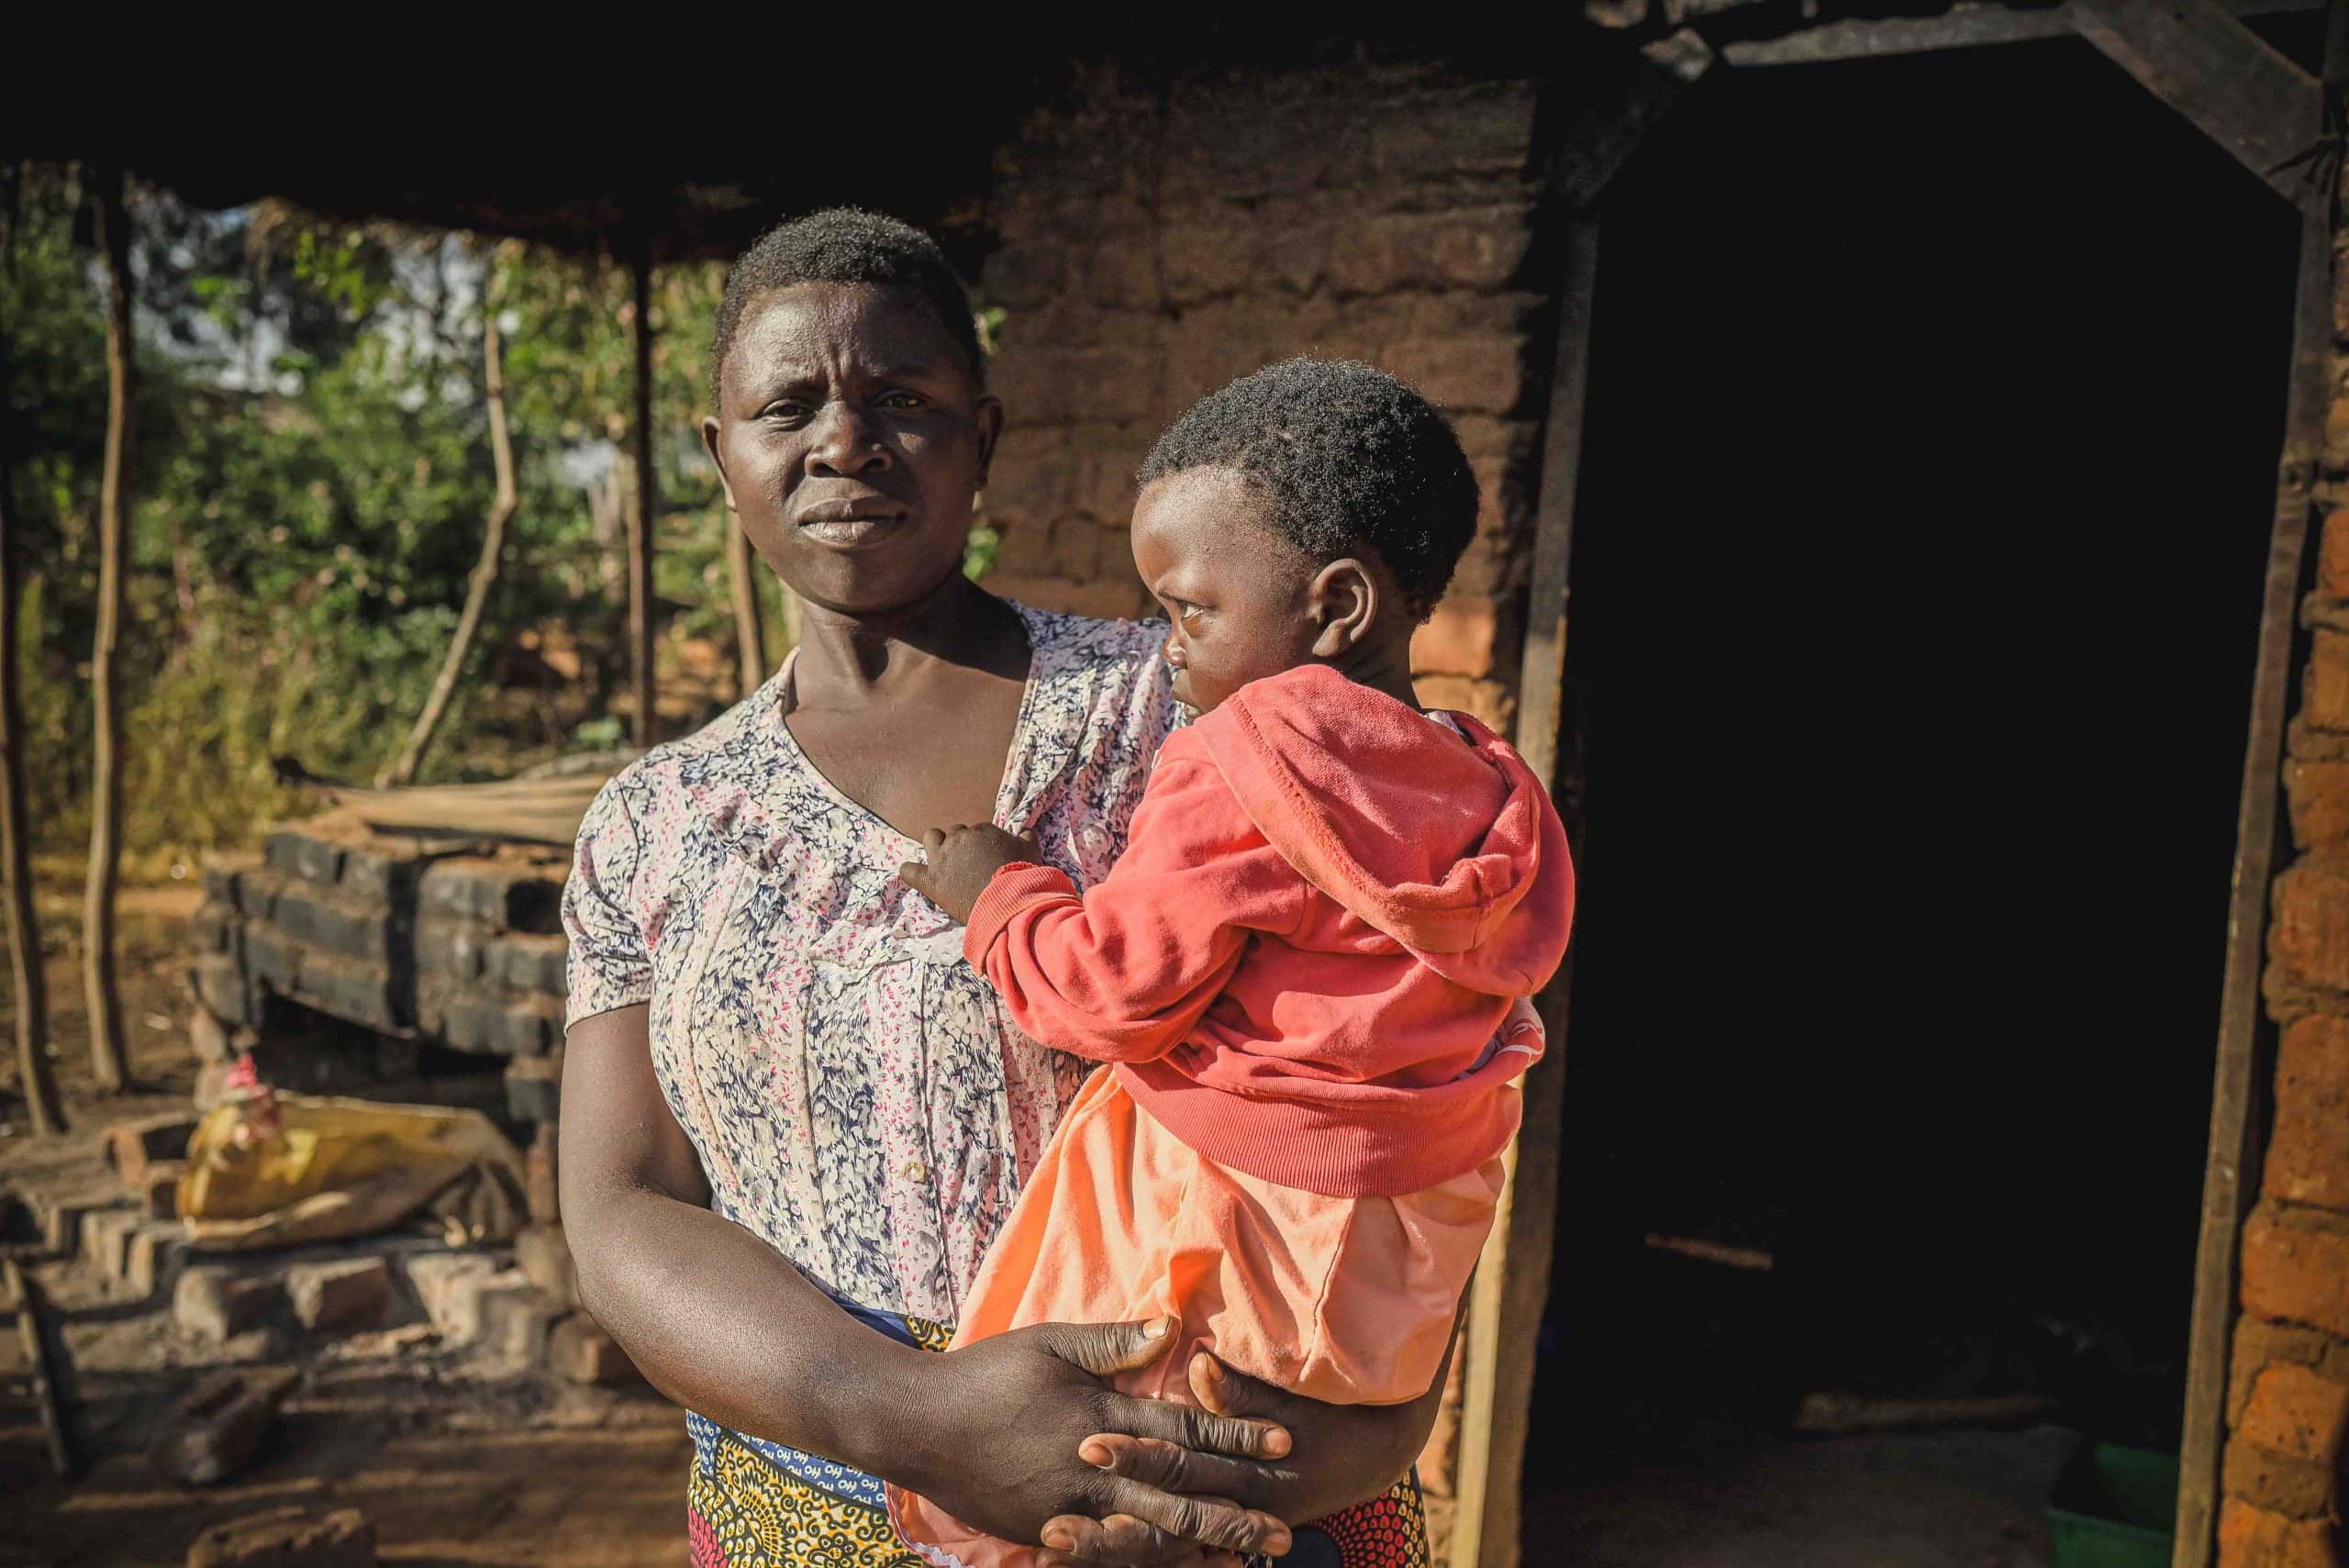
[1,168,739,872]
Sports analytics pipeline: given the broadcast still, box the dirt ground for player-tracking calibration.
[3,890,2084,1567]
[1,885,691,1568]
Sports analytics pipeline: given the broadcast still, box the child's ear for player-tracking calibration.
[1308,559,1378,659]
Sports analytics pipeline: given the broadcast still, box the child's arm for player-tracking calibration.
[903,752,1302,1064]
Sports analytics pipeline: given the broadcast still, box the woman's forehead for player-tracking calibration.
[729,281,966,383]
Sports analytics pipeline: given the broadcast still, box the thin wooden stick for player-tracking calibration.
[1453,217,1601,1568]
[2172,14,2345,1559]
[83,165,132,1095]
[382,307,518,786]
[0,240,59,1135]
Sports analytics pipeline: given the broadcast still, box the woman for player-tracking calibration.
[560,209,1451,1568]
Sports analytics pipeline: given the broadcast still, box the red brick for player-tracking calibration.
[986,573,1153,624]
[2326,394,2349,473]
[2231,1315,2340,1425]
[2242,1202,2349,1338]
[2221,1437,2336,1519]
[1416,674,1515,733]
[2270,862,2349,995]
[2238,1362,2349,1462]
[2266,1016,2349,1211]
[2306,631,2349,731]
[2218,1496,2335,1567]
[2320,509,2349,601]
[1162,223,1252,306]
[2286,759,2349,850]
[1412,597,1514,681]
[1382,338,1528,417]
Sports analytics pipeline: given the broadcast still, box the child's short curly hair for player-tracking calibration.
[709,208,982,406]
[1136,359,1479,620]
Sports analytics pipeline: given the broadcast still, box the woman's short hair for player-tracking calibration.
[1138,358,1479,621]
[709,208,983,403]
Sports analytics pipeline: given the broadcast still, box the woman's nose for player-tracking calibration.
[806,403,889,476]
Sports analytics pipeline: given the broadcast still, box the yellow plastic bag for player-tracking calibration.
[179,1094,526,1251]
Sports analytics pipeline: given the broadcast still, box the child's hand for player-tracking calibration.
[900,823,1043,922]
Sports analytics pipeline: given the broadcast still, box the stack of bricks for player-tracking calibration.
[190,820,569,1118]
[976,61,1549,731]
[2227,214,2349,1565]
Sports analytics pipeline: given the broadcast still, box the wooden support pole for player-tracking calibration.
[384,307,518,787]
[629,239,659,751]
[83,165,132,1095]
[725,516,767,696]
[1452,218,1601,1568]
[2071,0,2325,217]
[0,333,59,1138]
[2172,15,2344,1559]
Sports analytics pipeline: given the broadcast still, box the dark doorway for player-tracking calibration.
[1528,31,2303,1515]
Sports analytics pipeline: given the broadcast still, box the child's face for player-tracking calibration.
[1131,466,1324,714]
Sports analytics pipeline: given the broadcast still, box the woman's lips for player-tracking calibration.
[796,499,909,548]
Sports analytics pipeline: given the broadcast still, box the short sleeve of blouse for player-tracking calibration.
[562,776,654,1029]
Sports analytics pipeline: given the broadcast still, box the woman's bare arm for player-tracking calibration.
[560,1004,1296,1564]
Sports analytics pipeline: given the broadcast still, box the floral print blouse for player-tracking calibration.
[562,602,1178,1324]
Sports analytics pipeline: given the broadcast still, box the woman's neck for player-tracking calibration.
[792,573,1026,695]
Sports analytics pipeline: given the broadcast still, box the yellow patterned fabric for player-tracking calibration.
[690,1429,921,1568]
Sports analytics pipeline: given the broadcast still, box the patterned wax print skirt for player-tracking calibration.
[683,1300,1431,1568]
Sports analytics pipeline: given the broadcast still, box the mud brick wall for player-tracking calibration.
[2227,235,2349,1563]
[977,61,1551,730]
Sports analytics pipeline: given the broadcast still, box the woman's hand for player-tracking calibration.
[1041,1340,1457,1562]
[897,1317,1297,1567]
[901,823,1042,921]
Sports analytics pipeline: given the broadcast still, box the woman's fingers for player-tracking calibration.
[1075,1484,1290,1558]
[1102,1383,1291,1462]
[1028,1316,1183,1378]
[1186,1349,1298,1424]
[1036,1512,1224,1568]
[1077,1434,1297,1511]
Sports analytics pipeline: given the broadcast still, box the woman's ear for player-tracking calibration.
[703,416,738,513]
[1308,559,1378,660]
[973,395,1006,491]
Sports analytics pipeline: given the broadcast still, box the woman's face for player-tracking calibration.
[704,282,1001,617]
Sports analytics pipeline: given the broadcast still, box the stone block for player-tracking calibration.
[127,1221,189,1301]
[491,932,569,996]
[192,954,252,1029]
[265,828,346,886]
[528,1123,561,1226]
[548,1312,640,1385]
[505,1051,563,1125]
[150,1366,298,1487]
[2216,1496,2333,1567]
[108,1114,196,1188]
[416,917,489,983]
[175,1268,282,1344]
[285,1257,390,1332]
[516,1223,578,1310]
[185,1505,373,1567]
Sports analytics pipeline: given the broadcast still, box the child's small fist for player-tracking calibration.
[899,823,1043,922]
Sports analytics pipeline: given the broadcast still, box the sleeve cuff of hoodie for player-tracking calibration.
[963,862,1080,969]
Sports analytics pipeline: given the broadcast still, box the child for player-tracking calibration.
[894,359,1575,1568]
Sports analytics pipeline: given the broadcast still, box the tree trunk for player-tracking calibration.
[83,166,132,1095]
[0,330,60,1136]
[724,516,766,696]
[381,310,518,786]
[628,241,657,750]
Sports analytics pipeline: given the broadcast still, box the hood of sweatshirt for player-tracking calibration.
[1188,662,1573,996]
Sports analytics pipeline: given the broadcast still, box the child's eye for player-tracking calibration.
[1174,601,1205,624]
[878,391,925,410]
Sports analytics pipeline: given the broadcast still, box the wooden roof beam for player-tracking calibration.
[2069,0,2326,217]
[1722,0,2321,68]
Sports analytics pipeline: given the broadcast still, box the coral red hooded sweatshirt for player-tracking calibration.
[963,662,1575,1198]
